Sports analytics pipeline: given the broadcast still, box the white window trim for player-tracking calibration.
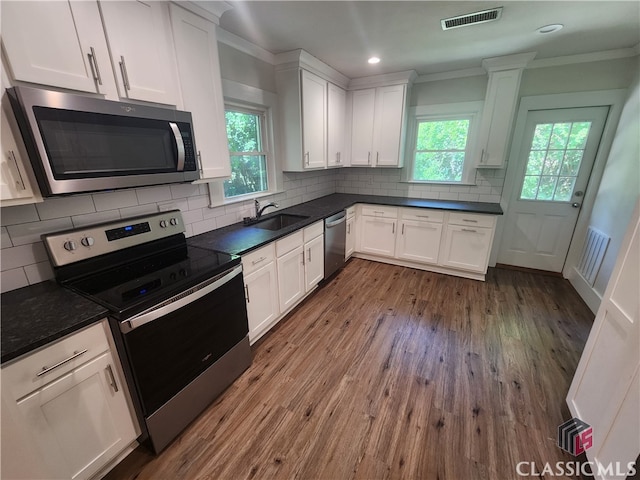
[403,101,483,185]
[208,80,283,206]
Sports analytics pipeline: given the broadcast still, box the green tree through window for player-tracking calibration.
[224,108,268,198]
[413,119,470,182]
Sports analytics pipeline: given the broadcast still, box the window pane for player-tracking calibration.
[567,122,591,149]
[549,123,571,149]
[225,111,261,152]
[542,150,563,176]
[537,176,557,200]
[560,150,584,176]
[416,119,469,151]
[414,151,464,182]
[531,124,553,149]
[223,155,268,198]
[520,176,540,200]
[554,177,576,201]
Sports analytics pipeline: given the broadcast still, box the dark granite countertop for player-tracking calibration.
[188,193,503,256]
[1,281,109,364]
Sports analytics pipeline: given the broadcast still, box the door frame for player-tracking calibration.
[491,90,627,285]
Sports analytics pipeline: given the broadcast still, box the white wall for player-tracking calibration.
[586,60,639,296]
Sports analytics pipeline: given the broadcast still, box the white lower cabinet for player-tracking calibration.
[276,233,306,313]
[1,321,139,480]
[243,247,279,343]
[303,222,324,292]
[345,207,356,259]
[355,205,497,280]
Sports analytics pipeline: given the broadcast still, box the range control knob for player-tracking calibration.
[169,217,178,226]
[80,236,95,247]
[63,240,77,251]
[159,220,168,228]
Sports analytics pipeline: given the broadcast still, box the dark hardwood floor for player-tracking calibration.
[105,258,594,480]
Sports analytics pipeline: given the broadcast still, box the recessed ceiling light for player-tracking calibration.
[368,56,381,64]
[537,24,564,34]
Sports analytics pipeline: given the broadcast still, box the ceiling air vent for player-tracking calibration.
[441,7,503,31]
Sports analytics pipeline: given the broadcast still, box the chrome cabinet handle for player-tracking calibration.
[462,219,478,223]
[347,223,351,234]
[119,56,131,91]
[169,122,185,171]
[480,149,486,163]
[305,152,310,166]
[307,248,312,263]
[301,252,305,266]
[462,228,477,233]
[375,152,379,165]
[36,349,88,377]
[337,152,341,164]
[392,222,395,234]
[8,150,26,190]
[401,224,405,235]
[367,152,371,165]
[105,364,119,392]
[251,256,267,265]
[245,284,250,303]
[88,47,102,86]
[416,214,430,218]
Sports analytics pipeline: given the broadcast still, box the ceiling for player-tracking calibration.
[217,1,640,78]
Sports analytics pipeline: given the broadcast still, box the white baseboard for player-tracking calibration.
[567,267,602,314]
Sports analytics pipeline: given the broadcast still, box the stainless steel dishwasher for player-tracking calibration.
[324,210,347,279]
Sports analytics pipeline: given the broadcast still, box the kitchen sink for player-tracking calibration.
[250,214,310,231]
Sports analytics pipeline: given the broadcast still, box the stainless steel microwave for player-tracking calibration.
[7,86,199,196]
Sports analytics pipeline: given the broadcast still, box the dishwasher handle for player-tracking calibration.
[325,211,346,228]
[122,264,242,332]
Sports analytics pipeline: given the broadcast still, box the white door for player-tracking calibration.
[277,246,305,312]
[350,89,376,166]
[567,202,639,479]
[373,84,406,166]
[244,261,279,343]
[499,107,609,271]
[396,220,442,265]
[345,217,355,259]
[304,235,324,292]
[359,216,396,257]
[100,1,178,105]
[439,225,493,273]
[301,70,326,169]
[327,83,346,167]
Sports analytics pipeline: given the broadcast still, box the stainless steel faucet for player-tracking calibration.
[255,199,279,219]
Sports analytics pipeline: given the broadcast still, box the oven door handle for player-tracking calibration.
[122,264,242,332]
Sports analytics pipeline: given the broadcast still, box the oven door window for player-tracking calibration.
[34,106,181,178]
[123,273,249,416]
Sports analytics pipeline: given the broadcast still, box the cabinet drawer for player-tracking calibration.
[276,230,304,257]
[303,221,323,243]
[2,321,110,401]
[360,204,398,219]
[346,206,355,219]
[401,208,444,223]
[242,243,276,276]
[447,212,496,229]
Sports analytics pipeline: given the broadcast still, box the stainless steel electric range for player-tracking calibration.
[42,210,252,453]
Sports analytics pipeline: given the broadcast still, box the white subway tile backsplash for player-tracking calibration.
[1,203,40,226]
[1,242,48,271]
[24,261,54,285]
[136,185,172,205]
[181,208,204,225]
[187,195,210,210]
[93,190,138,211]
[439,192,460,201]
[1,227,12,249]
[1,268,29,293]
[459,193,480,202]
[36,194,95,220]
[72,210,121,227]
[119,203,159,218]
[7,217,73,246]
[170,183,202,199]
[191,218,217,236]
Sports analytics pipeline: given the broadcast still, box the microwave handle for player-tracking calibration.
[169,122,185,171]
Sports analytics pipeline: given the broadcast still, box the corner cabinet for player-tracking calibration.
[349,84,407,167]
[169,4,231,181]
[1,321,139,480]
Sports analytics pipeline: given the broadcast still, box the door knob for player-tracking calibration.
[572,202,581,208]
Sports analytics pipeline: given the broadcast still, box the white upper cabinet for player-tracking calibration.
[327,83,347,167]
[301,69,327,169]
[169,4,231,180]
[475,53,535,168]
[350,84,407,167]
[1,1,116,97]
[100,1,179,105]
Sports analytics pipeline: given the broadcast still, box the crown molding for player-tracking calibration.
[528,46,640,69]
[216,28,276,65]
[174,1,232,24]
[348,70,418,90]
[274,49,350,88]
[482,52,537,72]
[414,67,486,84]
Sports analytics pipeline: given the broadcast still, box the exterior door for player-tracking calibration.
[499,107,608,271]
[566,201,639,478]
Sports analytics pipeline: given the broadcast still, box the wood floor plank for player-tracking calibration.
[105,259,594,480]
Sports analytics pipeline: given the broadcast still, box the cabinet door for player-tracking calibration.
[300,70,327,169]
[359,216,397,257]
[1,91,42,205]
[345,217,355,259]
[100,1,179,105]
[439,225,493,273]
[2,1,113,95]
[169,5,230,180]
[10,351,138,480]
[327,83,346,167]
[396,220,442,265]
[373,84,406,166]
[244,261,279,343]
[304,234,324,292]
[277,245,305,312]
[350,89,376,166]
[476,69,521,168]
